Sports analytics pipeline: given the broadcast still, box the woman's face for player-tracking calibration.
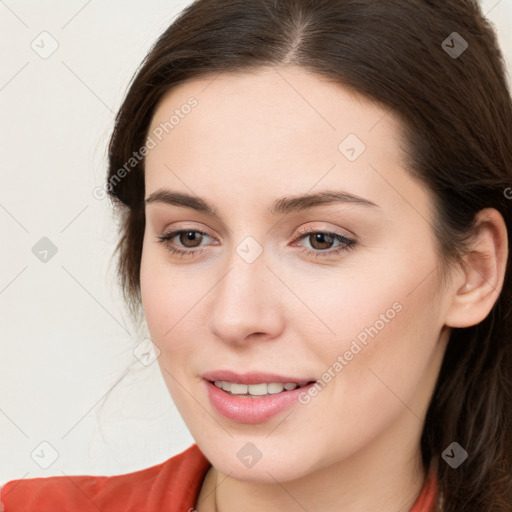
[140,65,453,482]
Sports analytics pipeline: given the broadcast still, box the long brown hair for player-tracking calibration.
[106,1,512,510]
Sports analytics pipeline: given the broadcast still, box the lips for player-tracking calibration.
[201,369,316,387]
[204,379,318,423]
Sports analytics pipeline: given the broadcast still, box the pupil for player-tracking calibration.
[182,231,201,247]
[312,233,332,249]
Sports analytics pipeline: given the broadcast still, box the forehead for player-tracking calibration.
[144,65,430,221]
[147,65,399,157]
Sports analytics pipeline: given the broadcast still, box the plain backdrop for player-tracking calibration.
[1,0,511,484]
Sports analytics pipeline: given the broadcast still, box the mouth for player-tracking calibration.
[203,377,318,424]
[206,379,317,398]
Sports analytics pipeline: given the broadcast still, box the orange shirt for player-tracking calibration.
[1,444,437,511]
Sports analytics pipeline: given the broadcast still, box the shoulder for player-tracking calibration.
[1,444,210,512]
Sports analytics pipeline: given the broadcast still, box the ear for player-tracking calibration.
[444,208,508,328]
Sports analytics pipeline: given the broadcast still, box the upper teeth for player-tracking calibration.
[214,381,300,395]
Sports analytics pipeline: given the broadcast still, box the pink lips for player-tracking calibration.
[202,370,317,424]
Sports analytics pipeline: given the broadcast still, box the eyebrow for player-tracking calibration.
[144,189,379,216]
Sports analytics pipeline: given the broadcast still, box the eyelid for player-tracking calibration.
[293,224,356,242]
[157,228,216,246]
[158,223,354,244]
[158,222,217,240]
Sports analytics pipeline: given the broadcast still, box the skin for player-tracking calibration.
[139,65,508,512]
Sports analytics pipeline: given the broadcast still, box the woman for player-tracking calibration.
[2,0,511,511]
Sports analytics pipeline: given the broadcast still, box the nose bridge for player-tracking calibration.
[208,236,282,343]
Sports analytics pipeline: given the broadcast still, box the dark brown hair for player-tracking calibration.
[106,1,512,510]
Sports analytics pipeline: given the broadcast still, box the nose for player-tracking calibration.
[208,245,284,345]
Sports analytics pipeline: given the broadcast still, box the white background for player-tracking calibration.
[1,0,511,483]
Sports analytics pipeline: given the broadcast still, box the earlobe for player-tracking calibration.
[444,208,508,329]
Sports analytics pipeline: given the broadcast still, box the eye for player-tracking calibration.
[292,228,356,257]
[157,229,214,257]
[156,227,357,259]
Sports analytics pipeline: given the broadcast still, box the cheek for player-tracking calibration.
[298,246,443,405]
[140,242,182,342]
[316,270,442,424]
[140,248,210,424]
[292,272,443,466]
[289,253,439,359]
[140,242,210,364]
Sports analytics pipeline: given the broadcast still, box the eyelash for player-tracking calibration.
[156,227,356,259]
